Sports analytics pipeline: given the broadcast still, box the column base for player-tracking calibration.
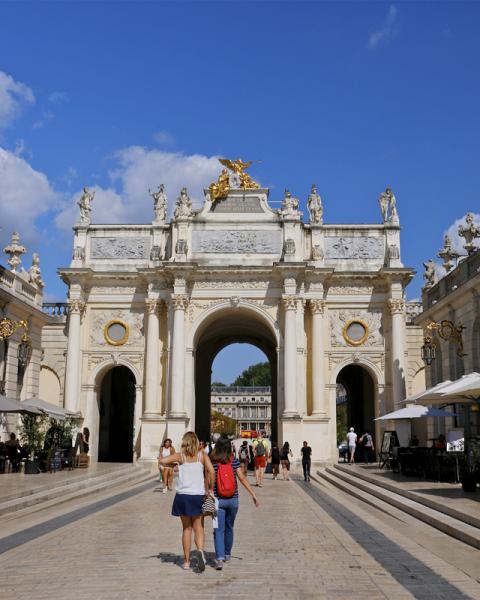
[281,411,301,420]
[305,413,330,423]
[142,412,165,421]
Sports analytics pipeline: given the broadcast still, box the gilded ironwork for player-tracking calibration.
[342,319,369,347]
[0,318,28,341]
[104,319,130,346]
[209,158,260,201]
[426,319,466,357]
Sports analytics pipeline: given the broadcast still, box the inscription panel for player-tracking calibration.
[192,230,282,254]
[211,195,263,213]
[324,236,384,260]
[90,237,151,260]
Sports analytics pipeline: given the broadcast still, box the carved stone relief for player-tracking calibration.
[90,237,151,260]
[324,236,384,260]
[192,279,272,290]
[89,310,144,347]
[192,230,282,254]
[329,310,383,347]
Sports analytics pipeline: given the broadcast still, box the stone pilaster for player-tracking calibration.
[388,298,406,406]
[310,299,326,415]
[170,294,189,417]
[64,299,85,412]
[282,295,299,417]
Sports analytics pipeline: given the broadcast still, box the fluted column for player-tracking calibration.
[64,299,85,412]
[388,298,406,406]
[282,295,299,417]
[310,299,326,415]
[170,294,188,417]
[144,299,162,416]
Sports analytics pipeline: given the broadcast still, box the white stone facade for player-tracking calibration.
[211,386,272,436]
[53,184,424,463]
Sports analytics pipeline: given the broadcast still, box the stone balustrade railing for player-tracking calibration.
[211,386,271,394]
[42,302,69,317]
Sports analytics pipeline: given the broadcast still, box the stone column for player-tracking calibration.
[64,299,85,412]
[170,294,188,417]
[282,295,299,417]
[144,299,162,416]
[310,299,326,415]
[388,298,406,406]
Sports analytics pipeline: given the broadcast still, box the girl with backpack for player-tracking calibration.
[159,431,214,572]
[210,437,259,570]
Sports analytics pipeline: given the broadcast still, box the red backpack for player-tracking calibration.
[216,461,236,498]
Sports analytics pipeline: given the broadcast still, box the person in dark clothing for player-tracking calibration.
[301,441,312,481]
[270,441,280,480]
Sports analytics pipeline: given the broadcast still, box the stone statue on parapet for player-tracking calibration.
[174,187,193,219]
[458,212,480,254]
[307,184,323,225]
[3,231,26,272]
[422,259,437,289]
[149,184,167,223]
[78,187,95,225]
[437,234,459,272]
[209,158,260,201]
[28,253,45,288]
[279,189,300,218]
[379,187,398,224]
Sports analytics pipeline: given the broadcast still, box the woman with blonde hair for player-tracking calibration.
[159,431,214,572]
[158,438,175,493]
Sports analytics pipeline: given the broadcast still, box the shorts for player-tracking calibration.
[281,459,290,471]
[254,456,266,469]
[349,445,356,452]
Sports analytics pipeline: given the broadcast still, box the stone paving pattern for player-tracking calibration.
[1,468,480,600]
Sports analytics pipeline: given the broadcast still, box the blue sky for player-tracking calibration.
[1,1,479,381]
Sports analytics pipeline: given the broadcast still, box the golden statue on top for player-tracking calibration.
[209,158,260,201]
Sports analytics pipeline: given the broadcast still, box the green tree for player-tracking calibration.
[232,361,271,387]
[211,381,227,387]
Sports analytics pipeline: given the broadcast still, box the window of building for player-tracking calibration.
[259,422,266,430]
[259,406,266,418]
[241,422,248,431]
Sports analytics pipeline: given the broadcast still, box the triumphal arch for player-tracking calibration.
[58,160,422,463]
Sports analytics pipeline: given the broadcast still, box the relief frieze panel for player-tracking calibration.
[90,237,151,260]
[89,309,144,348]
[324,236,384,260]
[329,310,383,347]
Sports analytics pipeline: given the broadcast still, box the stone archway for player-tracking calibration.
[336,364,376,448]
[193,307,278,442]
[98,365,136,462]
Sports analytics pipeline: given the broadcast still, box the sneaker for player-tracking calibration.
[162,488,167,494]
[196,550,206,573]
[214,559,225,570]
[225,555,231,563]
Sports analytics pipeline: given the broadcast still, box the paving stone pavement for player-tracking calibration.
[1,469,480,600]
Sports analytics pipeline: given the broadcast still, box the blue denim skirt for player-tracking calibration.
[171,493,204,517]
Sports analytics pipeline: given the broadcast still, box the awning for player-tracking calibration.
[402,380,453,405]
[22,398,80,421]
[416,372,480,406]
[0,395,43,415]
[375,405,457,421]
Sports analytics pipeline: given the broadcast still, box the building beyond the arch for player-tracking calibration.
[45,171,425,463]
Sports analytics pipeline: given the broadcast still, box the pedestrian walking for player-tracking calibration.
[280,441,292,480]
[159,431,214,572]
[238,440,250,475]
[252,432,269,487]
[210,437,259,570]
[270,441,280,479]
[360,431,375,463]
[301,441,312,481]
[158,438,176,493]
[347,427,357,464]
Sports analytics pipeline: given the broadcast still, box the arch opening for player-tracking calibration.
[336,364,375,451]
[194,308,278,443]
[98,365,136,462]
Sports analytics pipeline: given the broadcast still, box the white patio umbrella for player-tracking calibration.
[375,405,457,420]
[402,379,453,405]
[0,394,43,415]
[22,398,79,421]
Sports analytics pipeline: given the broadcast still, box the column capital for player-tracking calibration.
[388,298,406,315]
[145,298,165,315]
[171,294,189,310]
[282,294,298,311]
[309,299,325,314]
[67,299,85,314]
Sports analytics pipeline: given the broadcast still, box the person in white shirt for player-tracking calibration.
[346,427,357,464]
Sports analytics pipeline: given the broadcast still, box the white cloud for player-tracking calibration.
[48,91,69,104]
[0,146,61,251]
[32,110,54,130]
[152,130,174,145]
[444,212,480,255]
[0,71,35,129]
[369,5,398,49]
[55,147,222,232]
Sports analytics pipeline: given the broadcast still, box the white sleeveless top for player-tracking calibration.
[176,453,205,495]
[161,448,171,458]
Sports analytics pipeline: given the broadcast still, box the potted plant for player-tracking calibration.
[18,414,47,474]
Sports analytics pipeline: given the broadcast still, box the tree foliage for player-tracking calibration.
[232,361,271,387]
[210,411,237,436]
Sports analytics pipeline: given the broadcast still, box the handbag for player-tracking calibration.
[202,494,217,517]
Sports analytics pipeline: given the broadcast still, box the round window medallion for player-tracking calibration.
[342,319,368,347]
[104,319,129,346]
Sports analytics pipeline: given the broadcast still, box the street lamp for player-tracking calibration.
[421,319,466,367]
[17,333,32,368]
[420,334,436,366]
